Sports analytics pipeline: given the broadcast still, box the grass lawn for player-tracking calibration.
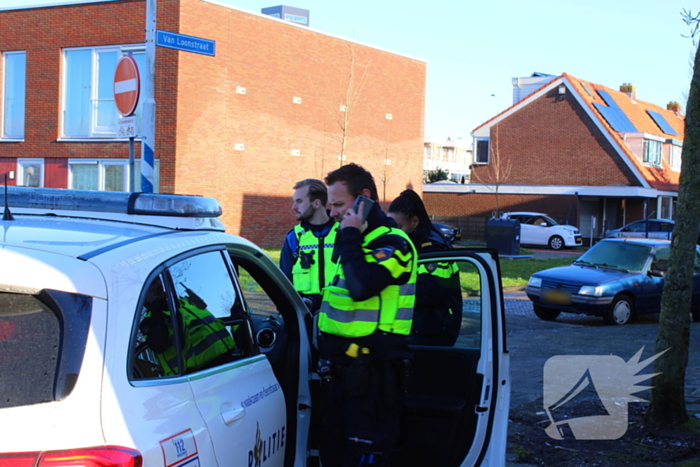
[262,247,575,289]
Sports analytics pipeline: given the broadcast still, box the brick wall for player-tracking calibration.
[174,0,425,245]
[0,0,426,248]
[425,192,578,221]
[0,0,149,165]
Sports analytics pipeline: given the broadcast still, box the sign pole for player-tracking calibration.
[129,136,135,192]
[141,0,157,193]
[127,50,135,193]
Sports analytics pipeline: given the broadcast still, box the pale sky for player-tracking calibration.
[1,0,697,141]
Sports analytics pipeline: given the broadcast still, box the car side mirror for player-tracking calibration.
[649,269,665,278]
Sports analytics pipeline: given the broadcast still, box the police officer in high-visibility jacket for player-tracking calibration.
[318,163,417,467]
[280,179,339,312]
[141,277,235,376]
[388,189,462,346]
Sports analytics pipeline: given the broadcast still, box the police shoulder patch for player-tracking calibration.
[372,246,396,261]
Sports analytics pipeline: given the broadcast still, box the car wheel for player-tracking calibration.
[533,304,561,321]
[548,235,564,250]
[604,295,634,325]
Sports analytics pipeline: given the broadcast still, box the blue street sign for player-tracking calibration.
[156,30,216,57]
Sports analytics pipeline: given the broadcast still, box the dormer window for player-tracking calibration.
[643,139,662,165]
[668,139,682,171]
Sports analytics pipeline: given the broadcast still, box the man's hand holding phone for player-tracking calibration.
[342,195,374,232]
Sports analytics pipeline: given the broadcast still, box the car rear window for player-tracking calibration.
[0,290,92,409]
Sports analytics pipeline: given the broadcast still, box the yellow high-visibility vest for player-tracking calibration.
[318,226,417,337]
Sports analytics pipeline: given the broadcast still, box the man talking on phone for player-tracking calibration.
[319,163,417,467]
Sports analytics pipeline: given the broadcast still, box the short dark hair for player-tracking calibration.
[388,189,434,230]
[324,163,378,201]
[293,178,328,205]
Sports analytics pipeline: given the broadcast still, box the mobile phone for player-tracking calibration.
[352,195,375,222]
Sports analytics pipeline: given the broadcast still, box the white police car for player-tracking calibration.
[0,187,509,466]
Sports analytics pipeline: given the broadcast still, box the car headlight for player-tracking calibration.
[578,285,603,296]
[527,276,542,288]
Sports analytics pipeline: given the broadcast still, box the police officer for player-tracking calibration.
[141,277,235,376]
[318,163,417,467]
[280,179,338,312]
[387,189,462,346]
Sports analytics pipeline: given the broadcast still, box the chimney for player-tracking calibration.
[619,83,636,100]
[667,101,682,114]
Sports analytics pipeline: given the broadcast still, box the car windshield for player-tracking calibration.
[575,241,652,272]
[539,215,559,226]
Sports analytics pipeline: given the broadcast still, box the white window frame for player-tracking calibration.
[643,138,662,165]
[61,45,145,139]
[17,158,44,187]
[474,138,490,164]
[68,158,160,192]
[2,51,26,140]
[669,142,682,171]
[68,159,129,191]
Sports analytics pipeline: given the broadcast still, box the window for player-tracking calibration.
[626,221,647,233]
[2,51,26,139]
[441,147,454,162]
[0,290,92,407]
[17,159,43,187]
[423,144,432,158]
[659,197,673,221]
[69,159,159,192]
[132,250,256,379]
[643,139,662,165]
[475,139,489,164]
[411,258,479,348]
[669,143,682,171]
[62,46,145,138]
[284,13,308,24]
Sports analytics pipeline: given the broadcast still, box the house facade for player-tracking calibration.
[424,73,684,242]
[423,136,471,183]
[0,0,426,247]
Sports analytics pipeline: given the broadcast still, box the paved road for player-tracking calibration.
[503,290,700,463]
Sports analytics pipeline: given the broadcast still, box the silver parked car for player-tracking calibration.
[604,218,674,241]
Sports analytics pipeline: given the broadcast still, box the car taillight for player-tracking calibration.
[0,446,142,467]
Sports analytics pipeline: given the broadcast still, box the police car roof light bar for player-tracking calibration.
[1,187,222,218]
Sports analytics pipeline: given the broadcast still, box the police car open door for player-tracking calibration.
[395,249,510,466]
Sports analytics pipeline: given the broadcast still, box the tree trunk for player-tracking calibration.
[646,41,700,426]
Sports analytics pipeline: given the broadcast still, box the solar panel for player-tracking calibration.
[596,90,619,108]
[593,103,638,133]
[647,110,678,136]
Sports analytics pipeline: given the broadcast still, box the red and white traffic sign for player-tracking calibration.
[113,55,141,117]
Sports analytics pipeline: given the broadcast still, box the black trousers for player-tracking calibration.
[320,359,403,467]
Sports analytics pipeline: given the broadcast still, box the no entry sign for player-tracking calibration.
[113,55,141,117]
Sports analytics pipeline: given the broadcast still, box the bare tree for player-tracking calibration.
[370,140,413,203]
[470,125,512,215]
[646,10,700,427]
[310,43,370,167]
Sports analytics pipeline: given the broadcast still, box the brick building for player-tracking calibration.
[0,0,426,247]
[424,73,684,242]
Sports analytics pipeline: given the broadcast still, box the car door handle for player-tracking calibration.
[221,406,246,425]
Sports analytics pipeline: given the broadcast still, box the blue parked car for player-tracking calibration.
[525,238,700,325]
